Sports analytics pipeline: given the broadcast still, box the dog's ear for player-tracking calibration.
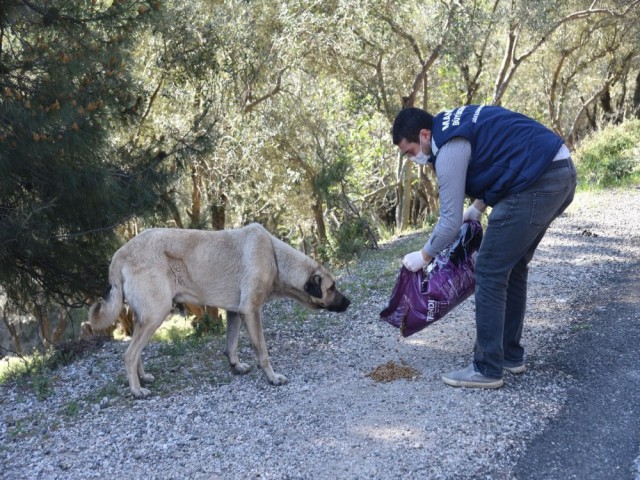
[304,274,323,298]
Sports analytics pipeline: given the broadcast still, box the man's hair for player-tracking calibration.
[392,108,434,145]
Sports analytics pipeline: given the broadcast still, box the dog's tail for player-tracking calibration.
[88,251,125,331]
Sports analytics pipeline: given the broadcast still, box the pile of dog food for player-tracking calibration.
[366,360,421,383]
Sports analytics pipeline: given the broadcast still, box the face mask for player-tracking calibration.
[410,136,430,165]
[411,151,430,165]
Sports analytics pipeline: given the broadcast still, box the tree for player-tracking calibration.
[304,0,640,230]
[4,1,640,355]
[129,0,295,233]
[490,0,640,106]
[0,1,174,317]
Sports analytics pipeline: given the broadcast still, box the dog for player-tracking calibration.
[85,223,350,398]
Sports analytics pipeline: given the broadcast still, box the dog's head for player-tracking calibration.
[303,269,350,313]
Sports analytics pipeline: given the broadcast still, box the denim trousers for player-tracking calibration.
[473,159,577,378]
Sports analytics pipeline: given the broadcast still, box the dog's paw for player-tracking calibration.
[269,373,288,386]
[232,362,252,375]
[131,387,151,399]
[140,373,155,384]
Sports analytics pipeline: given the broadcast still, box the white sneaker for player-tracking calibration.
[442,364,504,389]
[503,363,526,374]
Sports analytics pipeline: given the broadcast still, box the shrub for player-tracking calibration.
[0,337,106,399]
[574,120,640,188]
[326,216,378,266]
[191,311,225,337]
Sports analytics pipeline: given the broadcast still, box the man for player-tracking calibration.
[392,105,576,388]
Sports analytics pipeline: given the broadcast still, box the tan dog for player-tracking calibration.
[86,223,350,398]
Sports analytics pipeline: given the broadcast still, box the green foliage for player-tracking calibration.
[152,316,192,343]
[156,328,195,357]
[574,120,640,188]
[31,366,54,401]
[153,314,223,358]
[0,1,176,313]
[63,401,80,418]
[0,337,105,402]
[313,154,351,199]
[3,0,640,355]
[87,380,123,404]
[191,312,226,338]
[0,353,53,399]
[325,216,377,266]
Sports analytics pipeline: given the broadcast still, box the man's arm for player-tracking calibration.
[422,137,472,257]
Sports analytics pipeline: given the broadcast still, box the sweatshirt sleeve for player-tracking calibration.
[423,138,472,257]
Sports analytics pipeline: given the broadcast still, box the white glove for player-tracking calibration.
[463,204,484,222]
[402,250,430,272]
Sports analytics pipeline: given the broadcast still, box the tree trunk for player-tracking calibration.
[600,87,614,123]
[34,305,52,348]
[3,316,23,355]
[188,164,202,228]
[210,194,227,231]
[420,167,439,217]
[161,192,184,229]
[52,309,68,344]
[311,197,327,245]
[395,182,403,231]
[402,162,412,228]
[395,152,409,231]
[633,70,640,118]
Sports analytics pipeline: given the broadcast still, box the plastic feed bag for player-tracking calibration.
[379,220,483,337]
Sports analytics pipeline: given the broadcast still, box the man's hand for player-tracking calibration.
[402,250,432,272]
[463,200,486,222]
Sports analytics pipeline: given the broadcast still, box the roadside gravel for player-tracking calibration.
[1,188,639,479]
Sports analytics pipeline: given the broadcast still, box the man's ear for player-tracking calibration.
[419,128,431,143]
[304,274,323,299]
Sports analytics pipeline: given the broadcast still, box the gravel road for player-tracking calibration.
[1,188,639,480]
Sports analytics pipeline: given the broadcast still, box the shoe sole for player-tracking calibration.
[442,376,504,389]
[503,365,526,374]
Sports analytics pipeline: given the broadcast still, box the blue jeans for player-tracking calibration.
[473,159,577,378]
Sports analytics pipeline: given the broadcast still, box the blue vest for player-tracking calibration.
[430,105,564,206]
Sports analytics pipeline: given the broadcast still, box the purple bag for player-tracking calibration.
[380,220,483,337]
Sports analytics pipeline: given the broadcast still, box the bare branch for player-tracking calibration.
[243,67,288,113]
[567,51,636,139]
[362,181,401,202]
[134,74,165,144]
[493,0,640,104]
[403,3,459,107]
[378,13,424,64]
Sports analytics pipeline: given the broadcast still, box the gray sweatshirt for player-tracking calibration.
[423,138,471,257]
